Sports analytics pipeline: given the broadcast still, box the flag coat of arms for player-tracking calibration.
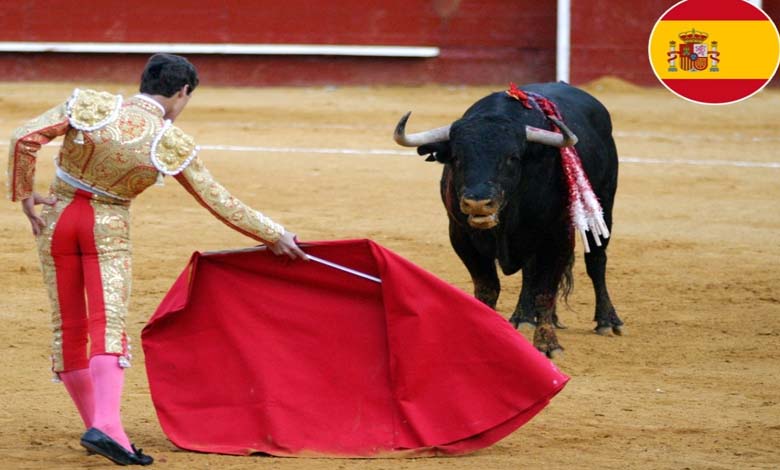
[649,0,779,104]
[679,41,709,71]
[141,239,568,457]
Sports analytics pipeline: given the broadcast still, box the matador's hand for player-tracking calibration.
[21,192,57,236]
[268,231,309,261]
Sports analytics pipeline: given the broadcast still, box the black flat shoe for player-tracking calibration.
[80,427,154,466]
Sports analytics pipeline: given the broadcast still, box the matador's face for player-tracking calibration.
[165,86,192,122]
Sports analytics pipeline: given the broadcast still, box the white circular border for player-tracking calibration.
[647,0,780,106]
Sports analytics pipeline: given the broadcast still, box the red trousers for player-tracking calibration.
[37,179,132,373]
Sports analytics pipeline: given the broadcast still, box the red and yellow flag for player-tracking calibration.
[648,0,779,104]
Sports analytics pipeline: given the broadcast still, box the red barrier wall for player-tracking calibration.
[0,1,776,86]
[0,0,556,86]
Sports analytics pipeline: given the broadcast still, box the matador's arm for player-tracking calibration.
[7,88,120,201]
[7,102,70,201]
[151,124,285,245]
[174,156,286,244]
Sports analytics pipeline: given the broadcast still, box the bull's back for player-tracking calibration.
[463,82,613,140]
[501,82,618,210]
[524,82,613,136]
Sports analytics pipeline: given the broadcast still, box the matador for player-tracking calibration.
[6,53,306,466]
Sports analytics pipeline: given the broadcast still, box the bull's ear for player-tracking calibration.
[417,142,452,163]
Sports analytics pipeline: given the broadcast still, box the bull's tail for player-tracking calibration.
[559,253,575,304]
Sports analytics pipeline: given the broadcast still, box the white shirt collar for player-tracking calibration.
[134,94,166,115]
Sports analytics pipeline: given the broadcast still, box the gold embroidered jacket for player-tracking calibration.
[7,89,284,243]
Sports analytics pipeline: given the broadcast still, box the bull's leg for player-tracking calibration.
[532,292,563,358]
[474,273,500,308]
[584,246,623,335]
[449,223,500,308]
[511,263,568,329]
[466,255,499,309]
[528,242,571,358]
[587,158,622,335]
[510,264,536,328]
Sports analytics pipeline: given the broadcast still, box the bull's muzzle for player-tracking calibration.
[460,198,500,229]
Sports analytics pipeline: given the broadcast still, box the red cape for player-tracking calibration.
[141,239,568,457]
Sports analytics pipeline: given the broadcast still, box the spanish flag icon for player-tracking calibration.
[648,0,780,104]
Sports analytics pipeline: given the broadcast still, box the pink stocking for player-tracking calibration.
[59,368,94,428]
[89,354,132,451]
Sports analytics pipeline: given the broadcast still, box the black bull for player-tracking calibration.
[394,82,623,357]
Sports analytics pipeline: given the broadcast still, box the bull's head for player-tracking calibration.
[394,111,577,230]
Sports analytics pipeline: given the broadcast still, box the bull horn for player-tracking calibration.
[394,111,451,147]
[525,116,578,148]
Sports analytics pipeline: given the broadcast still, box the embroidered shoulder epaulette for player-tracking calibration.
[151,122,199,175]
[66,88,123,131]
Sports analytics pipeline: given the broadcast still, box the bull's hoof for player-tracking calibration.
[547,347,564,359]
[595,320,624,336]
[509,313,536,330]
[533,324,563,359]
[594,308,624,336]
[595,325,613,336]
[534,345,564,359]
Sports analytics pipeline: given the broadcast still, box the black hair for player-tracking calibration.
[139,53,199,97]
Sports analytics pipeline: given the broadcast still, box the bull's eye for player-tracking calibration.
[507,155,521,166]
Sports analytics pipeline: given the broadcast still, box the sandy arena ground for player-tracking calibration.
[0,79,778,469]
